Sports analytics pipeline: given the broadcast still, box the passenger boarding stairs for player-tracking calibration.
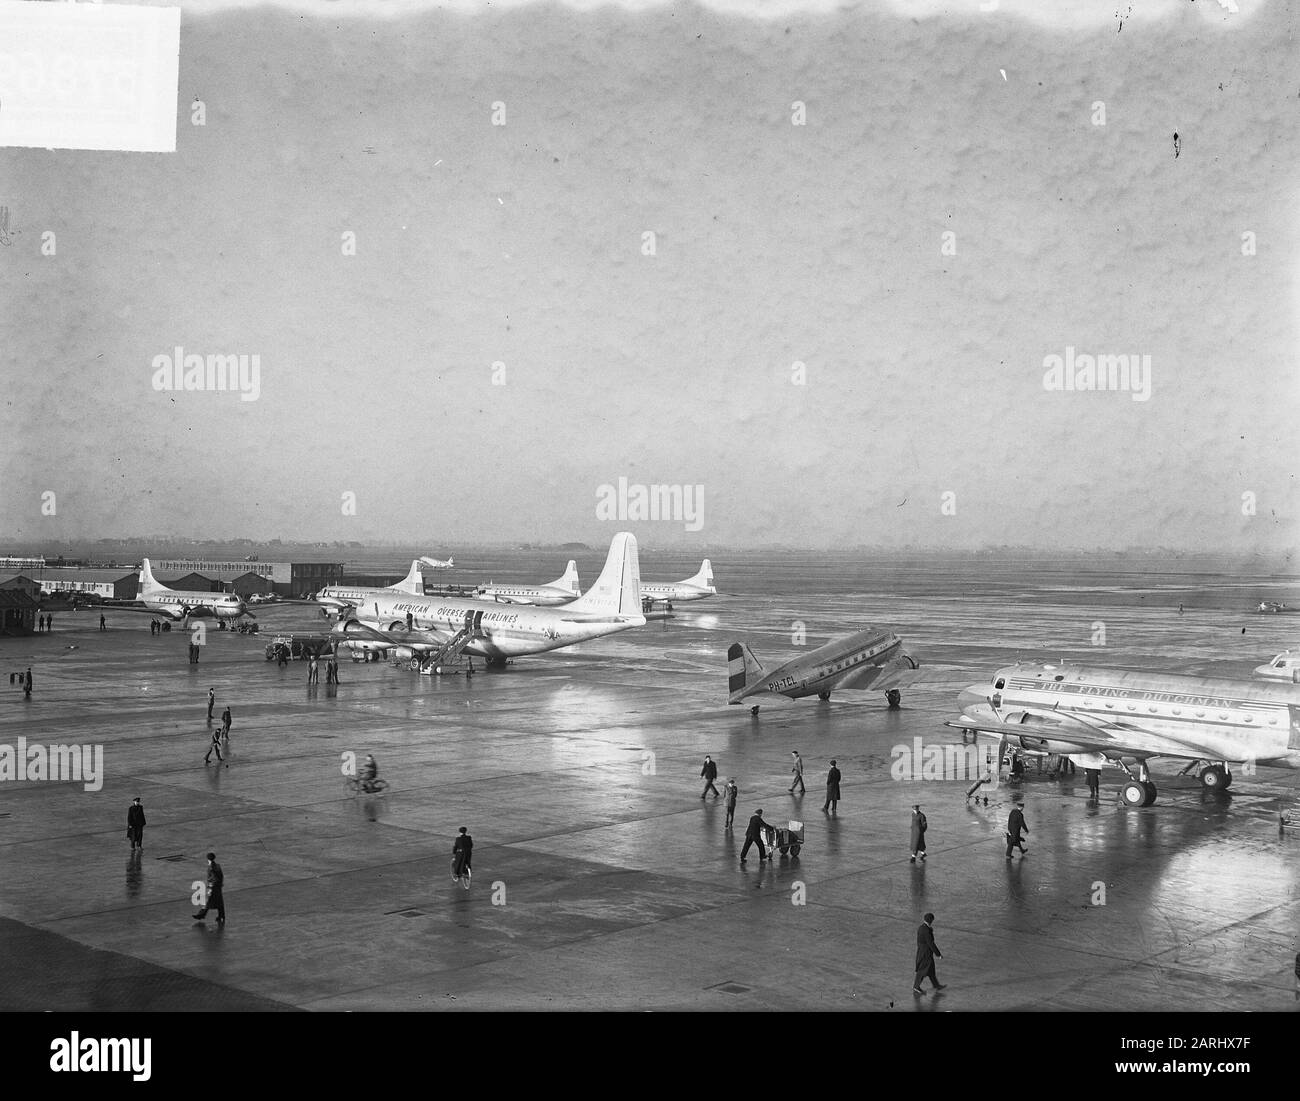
[416,610,482,673]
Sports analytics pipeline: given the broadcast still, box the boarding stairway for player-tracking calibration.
[415,610,482,672]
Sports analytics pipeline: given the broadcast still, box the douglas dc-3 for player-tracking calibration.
[947,662,1300,806]
[334,532,644,666]
[727,627,921,713]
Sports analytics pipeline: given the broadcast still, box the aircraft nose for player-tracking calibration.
[958,683,988,709]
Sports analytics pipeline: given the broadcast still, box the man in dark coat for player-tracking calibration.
[822,759,841,813]
[220,707,232,743]
[913,912,945,993]
[909,804,927,863]
[207,688,215,721]
[452,826,473,881]
[722,778,738,829]
[126,797,146,850]
[192,852,225,924]
[1006,801,1028,858]
[740,808,773,863]
[1085,768,1101,800]
[23,667,32,699]
[700,755,719,800]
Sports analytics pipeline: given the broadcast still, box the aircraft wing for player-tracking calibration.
[943,710,1222,761]
[335,618,452,650]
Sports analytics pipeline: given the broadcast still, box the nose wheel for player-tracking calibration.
[885,690,902,709]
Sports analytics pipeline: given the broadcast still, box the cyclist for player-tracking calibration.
[359,754,380,793]
[452,826,473,883]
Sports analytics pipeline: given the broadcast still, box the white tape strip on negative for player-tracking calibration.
[0,1,180,152]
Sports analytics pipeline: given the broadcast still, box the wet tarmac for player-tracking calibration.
[2,577,1299,1012]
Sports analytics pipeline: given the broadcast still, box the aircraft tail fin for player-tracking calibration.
[565,534,640,617]
[686,559,715,591]
[727,642,765,703]
[393,560,425,595]
[139,558,164,595]
[552,560,581,596]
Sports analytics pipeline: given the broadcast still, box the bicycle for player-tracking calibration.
[451,854,471,889]
[346,776,389,795]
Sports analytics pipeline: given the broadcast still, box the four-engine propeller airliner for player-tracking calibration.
[98,559,251,622]
[641,559,716,608]
[314,561,426,615]
[474,561,580,606]
[420,555,454,570]
[946,662,1300,806]
[334,533,644,666]
[727,627,920,713]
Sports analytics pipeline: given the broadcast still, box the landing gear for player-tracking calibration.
[1118,760,1158,806]
[817,692,831,701]
[1199,764,1233,791]
[886,690,902,709]
[750,705,760,716]
[486,655,508,670]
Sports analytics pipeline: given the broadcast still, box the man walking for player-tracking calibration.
[723,778,738,829]
[1085,768,1100,800]
[207,688,216,721]
[740,808,773,863]
[192,852,225,924]
[700,755,720,800]
[822,759,841,813]
[452,826,473,883]
[913,912,945,994]
[909,804,928,863]
[788,750,806,795]
[307,654,319,684]
[220,706,232,743]
[204,725,225,765]
[1006,800,1029,859]
[126,797,146,850]
[99,613,107,631]
[23,667,32,699]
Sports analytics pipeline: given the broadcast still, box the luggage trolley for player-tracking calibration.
[764,819,805,857]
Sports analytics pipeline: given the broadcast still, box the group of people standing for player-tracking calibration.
[204,689,233,765]
[35,614,54,632]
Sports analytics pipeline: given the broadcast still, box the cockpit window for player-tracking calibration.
[994,678,1005,690]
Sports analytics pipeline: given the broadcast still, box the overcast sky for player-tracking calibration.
[1,0,1294,553]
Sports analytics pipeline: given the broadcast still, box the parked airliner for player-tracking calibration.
[99,559,250,621]
[727,627,920,712]
[475,561,580,606]
[641,559,715,608]
[315,561,425,615]
[947,662,1300,806]
[335,533,643,666]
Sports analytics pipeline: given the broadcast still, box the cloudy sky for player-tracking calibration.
[1,0,1294,552]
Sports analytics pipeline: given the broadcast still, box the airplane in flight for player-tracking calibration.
[946,661,1300,807]
[334,532,644,666]
[474,561,580,606]
[314,561,426,616]
[641,559,715,609]
[727,627,921,713]
[97,559,252,621]
[420,555,454,570]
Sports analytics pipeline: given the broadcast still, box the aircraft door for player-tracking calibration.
[1288,706,1300,751]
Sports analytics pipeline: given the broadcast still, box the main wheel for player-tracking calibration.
[789,843,801,856]
[817,692,831,701]
[1141,781,1157,807]
[886,690,902,709]
[461,866,471,890]
[1121,780,1147,807]
[1200,765,1229,791]
[779,844,790,855]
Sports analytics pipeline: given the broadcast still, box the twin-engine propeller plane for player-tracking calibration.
[96,559,252,622]
[946,662,1300,806]
[333,533,644,666]
[474,561,581,606]
[727,627,921,713]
